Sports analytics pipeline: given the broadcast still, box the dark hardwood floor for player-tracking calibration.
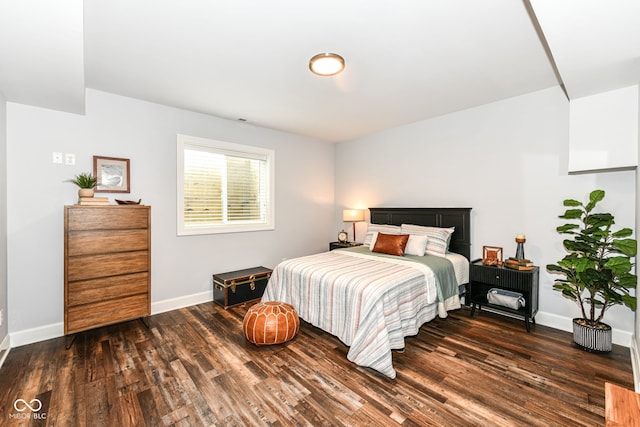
[0,303,634,426]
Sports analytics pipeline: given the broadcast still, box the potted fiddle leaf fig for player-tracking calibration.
[68,172,98,198]
[547,189,637,352]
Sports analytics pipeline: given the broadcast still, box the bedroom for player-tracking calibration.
[0,0,639,424]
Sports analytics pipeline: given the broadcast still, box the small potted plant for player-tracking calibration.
[68,172,98,198]
[547,189,637,352]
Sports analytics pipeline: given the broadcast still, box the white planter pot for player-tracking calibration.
[572,318,612,353]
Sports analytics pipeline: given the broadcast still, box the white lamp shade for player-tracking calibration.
[343,209,365,222]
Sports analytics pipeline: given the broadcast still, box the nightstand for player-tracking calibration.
[469,259,539,332]
[329,241,363,251]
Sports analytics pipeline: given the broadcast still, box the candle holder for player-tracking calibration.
[515,234,526,260]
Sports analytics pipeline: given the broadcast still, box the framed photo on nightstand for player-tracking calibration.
[482,245,503,266]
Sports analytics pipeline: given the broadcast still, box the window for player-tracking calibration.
[177,134,274,235]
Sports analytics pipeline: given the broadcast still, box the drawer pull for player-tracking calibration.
[496,275,500,280]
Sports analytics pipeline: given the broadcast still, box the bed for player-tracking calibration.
[262,207,472,378]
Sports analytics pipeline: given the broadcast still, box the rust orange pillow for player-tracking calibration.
[372,233,410,256]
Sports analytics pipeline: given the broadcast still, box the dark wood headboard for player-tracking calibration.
[369,207,472,261]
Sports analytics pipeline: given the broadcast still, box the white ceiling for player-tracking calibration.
[0,0,85,114]
[0,1,638,143]
[530,0,640,99]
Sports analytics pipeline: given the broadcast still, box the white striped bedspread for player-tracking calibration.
[261,246,462,378]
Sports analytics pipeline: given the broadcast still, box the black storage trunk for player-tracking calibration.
[212,266,272,309]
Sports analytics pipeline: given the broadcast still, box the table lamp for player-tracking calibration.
[343,209,365,242]
[515,234,526,260]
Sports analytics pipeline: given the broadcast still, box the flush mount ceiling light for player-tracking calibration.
[309,53,345,76]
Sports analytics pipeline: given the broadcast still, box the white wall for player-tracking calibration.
[0,93,8,347]
[634,89,640,391]
[569,85,638,172]
[6,89,335,344]
[335,87,636,345]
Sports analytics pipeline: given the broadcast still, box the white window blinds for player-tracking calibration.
[177,135,274,235]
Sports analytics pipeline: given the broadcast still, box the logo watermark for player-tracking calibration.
[9,398,47,420]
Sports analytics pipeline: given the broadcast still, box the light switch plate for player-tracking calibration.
[52,152,63,164]
[64,153,75,165]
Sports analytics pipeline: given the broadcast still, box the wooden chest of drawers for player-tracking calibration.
[64,205,151,335]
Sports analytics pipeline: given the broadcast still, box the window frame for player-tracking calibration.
[177,134,275,236]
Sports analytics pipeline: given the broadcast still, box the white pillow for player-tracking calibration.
[400,224,454,257]
[363,224,401,246]
[404,234,429,256]
[368,231,379,250]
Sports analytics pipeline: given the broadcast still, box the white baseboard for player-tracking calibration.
[7,290,214,348]
[9,322,64,348]
[151,290,212,315]
[534,311,572,332]
[631,334,640,392]
[3,295,634,351]
[535,311,633,347]
[0,334,10,369]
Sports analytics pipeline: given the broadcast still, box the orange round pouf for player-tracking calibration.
[243,302,300,346]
